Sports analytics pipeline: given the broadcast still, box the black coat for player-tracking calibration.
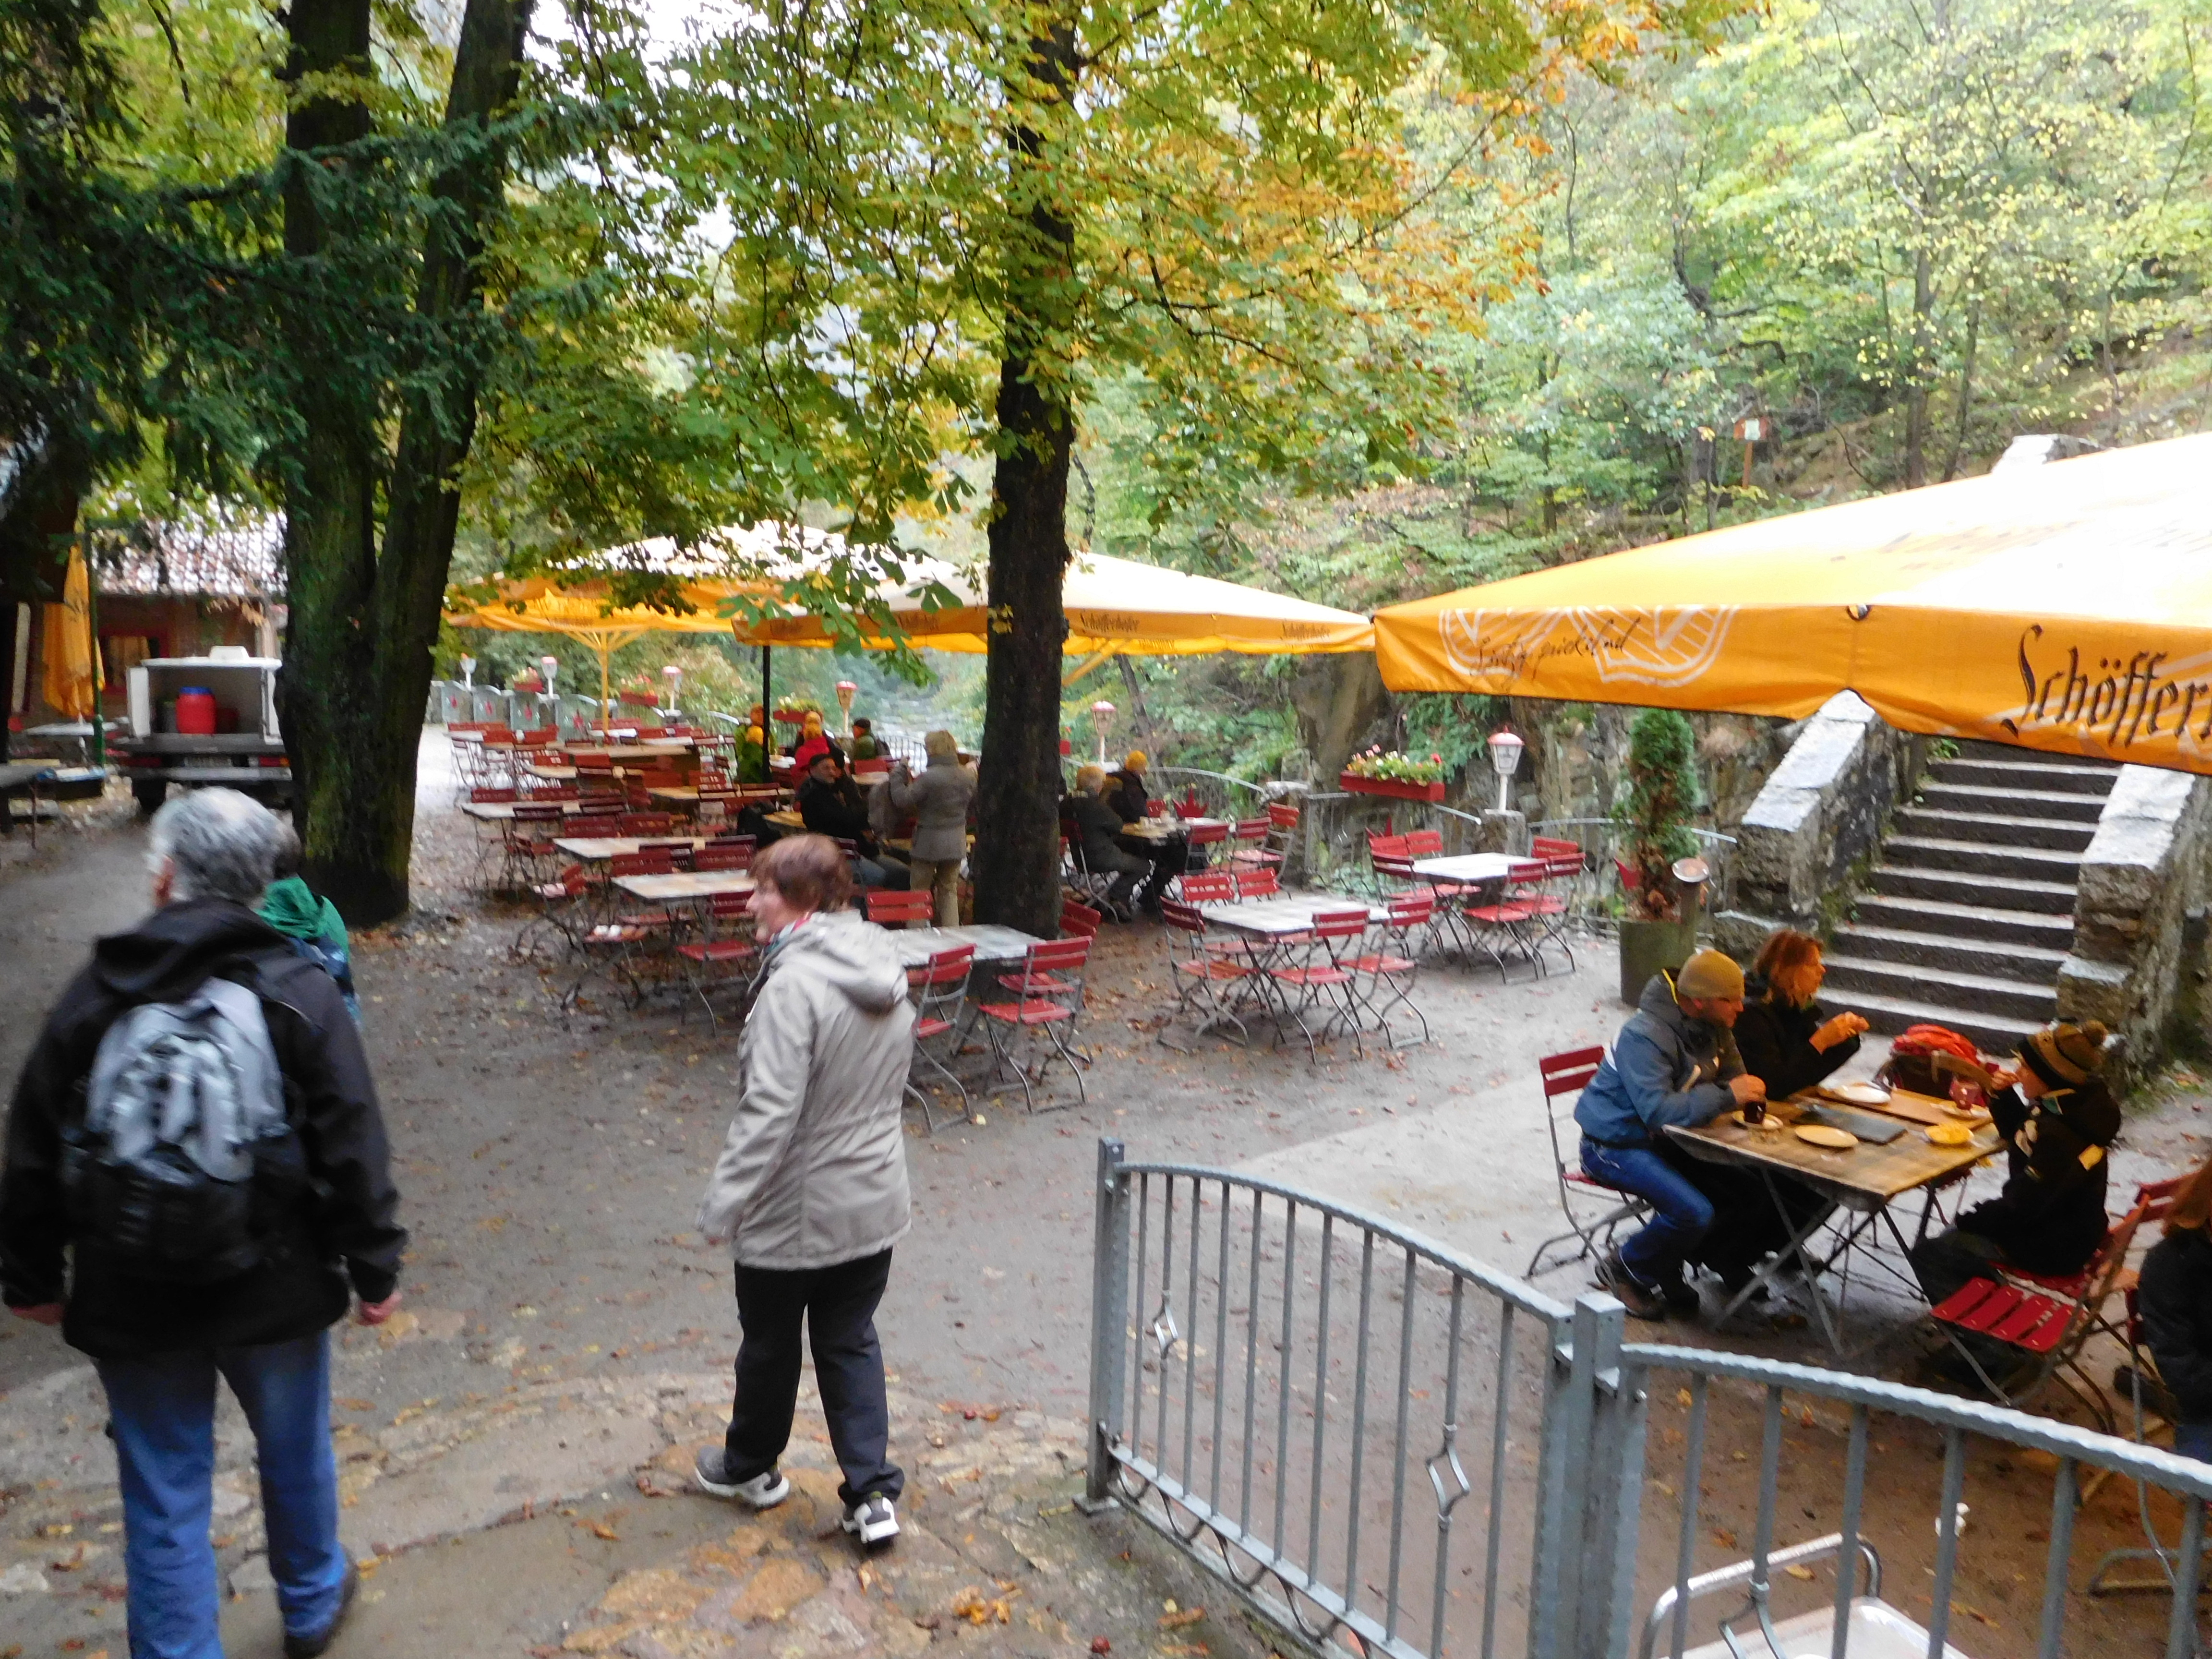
[1958,1077,2120,1275]
[797,774,877,853]
[2139,1228,2212,1422]
[1106,770,1147,825]
[1733,974,1861,1100]
[0,899,407,1360]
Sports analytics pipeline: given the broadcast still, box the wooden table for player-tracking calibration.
[1119,815,1229,844]
[460,798,585,822]
[562,742,695,763]
[766,809,805,829]
[612,870,757,903]
[1411,852,1527,884]
[880,923,1042,968]
[1669,1091,2002,1351]
[553,835,709,861]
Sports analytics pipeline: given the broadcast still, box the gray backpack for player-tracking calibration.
[64,975,298,1283]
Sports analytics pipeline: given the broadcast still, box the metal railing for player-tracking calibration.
[1086,1140,2212,1659]
[1526,818,1738,938]
[1299,792,1495,893]
[1149,767,1278,820]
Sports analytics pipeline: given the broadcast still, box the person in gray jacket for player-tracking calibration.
[886,730,975,924]
[694,834,916,1548]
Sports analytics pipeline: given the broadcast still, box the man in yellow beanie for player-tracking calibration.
[1573,949,1770,1320]
[1911,1020,2120,1355]
[1106,751,1150,823]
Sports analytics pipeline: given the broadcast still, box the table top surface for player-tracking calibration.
[562,742,695,759]
[1197,895,1385,936]
[1669,1094,2001,1206]
[1120,816,1229,842]
[766,810,805,828]
[613,870,757,901]
[460,798,585,820]
[1412,853,1530,882]
[526,762,578,780]
[881,923,1043,966]
[554,835,711,859]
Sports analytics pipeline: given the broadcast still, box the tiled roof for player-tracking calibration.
[89,513,285,600]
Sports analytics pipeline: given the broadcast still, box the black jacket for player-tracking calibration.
[0,899,406,1360]
[797,773,878,854]
[1733,974,1861,1101]
[1958,1077,2120,1275]
[1106,770,1147,825]
[2139,1228,2212,1422]
[1067,792,1134,866]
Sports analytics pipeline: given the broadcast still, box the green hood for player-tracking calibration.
[259,876,348,949]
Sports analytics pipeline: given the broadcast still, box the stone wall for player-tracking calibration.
[2057,765,2212,1090]
[1712,692,1928,959]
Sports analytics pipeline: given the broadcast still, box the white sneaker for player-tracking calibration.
[842,1494,899,1547]
[694,1447,790,1507]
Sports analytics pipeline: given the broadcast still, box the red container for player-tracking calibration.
[175,688,217,736]
[1339,771,1445,803]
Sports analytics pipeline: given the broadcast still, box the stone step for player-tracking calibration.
[1928,757,2119,797]
[1866,866,2081,915]
[1881,835,2083,884]
[1827,921,2073,985]
[1915,781,2109,825]
[1891,807,2096,853]
[1823,953,2060,1022]
[1837,988,2048,1055]
[1847,894,2076,949]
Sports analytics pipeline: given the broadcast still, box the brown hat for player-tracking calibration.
[1674,949,1745,1002]
[2020,1021,2109,1088]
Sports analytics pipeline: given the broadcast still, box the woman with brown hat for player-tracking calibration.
[1909,1019,2121,1319]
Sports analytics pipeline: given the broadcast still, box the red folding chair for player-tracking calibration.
[673,891,758,1028]
[1265,907,1372,1062]
[978,937,1093,1112]
[1158,899,1252,1048]
[1524,1046,1648,1277]
[1225,817,1272,868]
[694,842,752,872]
[1060,899,1102,938]
[618,812,675,838]
[499,800,566,890]
[1350,893,1433,1049]
[904,945,975,1132]
[1179,870,1236,904]
[1184,819,1230,871]
[1232,867,1280,900]
[865,889,936,928]
[516,863,590,961]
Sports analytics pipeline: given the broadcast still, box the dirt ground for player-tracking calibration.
[3,743,2211,1656]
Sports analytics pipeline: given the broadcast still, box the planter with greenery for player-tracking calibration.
[1613,709,1704,1003]
[1341,748,1447,803]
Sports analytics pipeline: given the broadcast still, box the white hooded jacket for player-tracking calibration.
[697,909,915,1268]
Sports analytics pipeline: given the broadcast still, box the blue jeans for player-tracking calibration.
[1580,1140,1715,1285]
[2176,1420,2212,1465]
[98,1332,349,1659]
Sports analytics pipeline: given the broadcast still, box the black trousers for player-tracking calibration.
[725,1248,903,1507]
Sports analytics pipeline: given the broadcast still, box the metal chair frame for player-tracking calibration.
[978,937,1093,1113]
[904,945,976,1133]
[1525,1045,1650,1277]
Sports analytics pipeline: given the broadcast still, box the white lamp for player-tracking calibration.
[1091,700,1117,764]
[663,663,683,714]
[539,654,559,699]
[835,679,858,737]
[458,655,475,689]
[1486,728,1526,813]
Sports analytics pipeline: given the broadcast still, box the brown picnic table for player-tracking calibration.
[1667,1087,2002,1353]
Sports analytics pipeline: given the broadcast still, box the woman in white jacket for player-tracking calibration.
[693,835,915,1548]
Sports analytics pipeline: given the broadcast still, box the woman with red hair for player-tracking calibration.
[1733,929,1870,1102]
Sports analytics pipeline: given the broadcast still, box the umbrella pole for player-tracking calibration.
[599,645,611,733]
[761,646,772,727]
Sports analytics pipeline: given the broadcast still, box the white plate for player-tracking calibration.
[1824,1081,1892,1107]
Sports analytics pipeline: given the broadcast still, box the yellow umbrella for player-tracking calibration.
[729,550,1375,664]
[41,545,99,720]
[443,574,754,718]
[1372,433,2212,776]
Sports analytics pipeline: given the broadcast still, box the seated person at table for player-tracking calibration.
[848,719,883,763]
[2134,1154,2212,1463]
[1068,765,1154,920]
[787,710,845,772]
[797,754,908,890]
[1734,929,1870,1101]
[736,706,769,783]
[1575,950,1769,1321]
[1910,1020,2118,1322]
[1106,751,1151,823]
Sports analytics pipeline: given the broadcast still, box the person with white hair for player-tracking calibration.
[0,787,405,1659]
[1064,763,1153,919]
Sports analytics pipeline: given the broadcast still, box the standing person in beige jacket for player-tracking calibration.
[693,835,916,1548]
[885,730,976,924]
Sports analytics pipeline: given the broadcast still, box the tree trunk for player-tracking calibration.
[1290,654,1392,780]
[1940,300,1979,483]
[1902,244,1934,488]
[279,0,530,922]
[970,12,1078,938]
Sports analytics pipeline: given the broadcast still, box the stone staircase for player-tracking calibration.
[1821,743,2118,1054]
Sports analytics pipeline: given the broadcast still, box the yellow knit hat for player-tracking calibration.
[1123,750,1148,771]
[1674,949,1746,1001]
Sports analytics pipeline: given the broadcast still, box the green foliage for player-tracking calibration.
[1616,709,1703,919]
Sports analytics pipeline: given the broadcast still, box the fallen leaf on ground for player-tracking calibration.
[1783,1565,1815,1581]
[1160,1607,1207,1630]
[589,1522,620,1541]
[51,1543,87,1571]
[337,1398,376,1412]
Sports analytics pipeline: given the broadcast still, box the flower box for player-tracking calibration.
[1340,771,1445,803]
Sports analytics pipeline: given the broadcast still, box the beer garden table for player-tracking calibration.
[1667,1089,2004,1353]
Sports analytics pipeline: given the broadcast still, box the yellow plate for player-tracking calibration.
[1794,1124,1860,1150]
[1925,1122,1974,1147]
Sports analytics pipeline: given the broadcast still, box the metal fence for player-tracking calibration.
[1085,1141,2212,1659]
[1525,818,1738,939]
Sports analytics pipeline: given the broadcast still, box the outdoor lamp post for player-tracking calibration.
[1487,727,1525,813]
[835,679,858,737]
[663,663,683,716]
[1091,700,1117,764]
[458,654,476,689]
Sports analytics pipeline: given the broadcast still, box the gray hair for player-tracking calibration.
[148,788,281,905]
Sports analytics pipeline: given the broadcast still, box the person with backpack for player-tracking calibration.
[0,787,406,1659]
[260,819,360,1022]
